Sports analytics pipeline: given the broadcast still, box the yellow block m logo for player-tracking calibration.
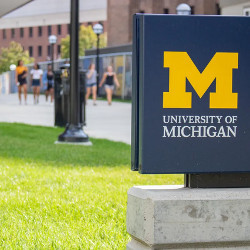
[163,52,238,109]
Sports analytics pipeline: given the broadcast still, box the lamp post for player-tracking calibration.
[48,35,57,72]
[176,3,191,15]
[57,0,89,143]
[93,23,103,92]
[9,64,16,71]
[10,64,16,91]
[177,4,192,187]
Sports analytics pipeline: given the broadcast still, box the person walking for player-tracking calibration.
[16,60,28,105]
[30,63,43,104]
[85,63,97,105]
[99,65,120,105]
[44,64,54,102]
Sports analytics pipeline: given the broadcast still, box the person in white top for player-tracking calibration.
[30,63,43,104]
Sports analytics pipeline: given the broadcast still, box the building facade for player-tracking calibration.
[107,0,220,46]
[220,0,250,16]
[0,0,107,62]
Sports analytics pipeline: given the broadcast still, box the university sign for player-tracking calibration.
[163,51,238,139]
[132,14,250,174]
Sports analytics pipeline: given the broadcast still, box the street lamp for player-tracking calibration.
[176,3,191,15]
[93,23,103,91]
[10,64,16,71]
[57,0,89,144]
[48,35,57,72]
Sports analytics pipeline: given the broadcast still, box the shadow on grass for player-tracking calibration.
[0,123,130,167]
[89,96,131,103]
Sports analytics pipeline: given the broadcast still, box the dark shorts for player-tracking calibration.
[32,79,40,86]
[47,84,53,91]
[18,76,27,86]
[86,82,97,88]
[19,81,27,86]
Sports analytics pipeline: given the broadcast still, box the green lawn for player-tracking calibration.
[0,123,183,249]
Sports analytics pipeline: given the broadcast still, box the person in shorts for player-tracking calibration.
[85,63,97,105]
[99,65,120,105]
[45,64,54,102]
[30,63,43,104]
[16,60,28,105]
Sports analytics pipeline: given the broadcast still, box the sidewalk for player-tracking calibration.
[0,94,131,144]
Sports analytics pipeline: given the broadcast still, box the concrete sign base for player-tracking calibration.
[126,186,250,249]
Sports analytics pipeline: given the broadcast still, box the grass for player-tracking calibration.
[0,123,183,249]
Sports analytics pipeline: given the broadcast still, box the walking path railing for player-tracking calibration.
[0,52,132,99]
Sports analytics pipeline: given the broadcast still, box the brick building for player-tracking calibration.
[107,0,220,46]
[0,0,107,62]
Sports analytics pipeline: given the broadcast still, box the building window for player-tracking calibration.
[38,26,42,37]
[38,46,42,57]
[29,46,33,57]
[11,29,15,38]
[244,7,250,16]
[164,8,169,14]
[57,45,61,55]
[47,45,51,57]
[191,6,195,15]
[3,29,6,39]
[67,24,70,34]
[216,3,221,15]
[20,28,24,38]
[48,25,52,36]
[57,25,61,35]
[29,27,33,37]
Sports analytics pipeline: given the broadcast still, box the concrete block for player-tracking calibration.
[126,185,250,249]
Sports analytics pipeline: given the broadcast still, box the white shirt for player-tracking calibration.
[30,69,43,80]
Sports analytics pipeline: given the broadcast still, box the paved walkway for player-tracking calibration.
[0,94,131,144]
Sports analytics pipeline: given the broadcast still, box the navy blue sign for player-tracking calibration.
[132,14,250,174]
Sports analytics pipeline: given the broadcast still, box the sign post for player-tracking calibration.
[127,14,250,249]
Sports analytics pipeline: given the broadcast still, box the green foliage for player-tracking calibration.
[61,36,70,59]
[0,123,183,249]
[61,25,107,59]
[0,41,34,73]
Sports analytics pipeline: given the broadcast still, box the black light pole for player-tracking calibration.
[96,34,100,86]
[48,35,57,72]
[51,44,54,71]
[175,3,193,187]
[93,23,103,93]
[58,0,89,143]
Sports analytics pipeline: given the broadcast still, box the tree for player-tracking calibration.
[0,41,34,73]
[61,25,107,59]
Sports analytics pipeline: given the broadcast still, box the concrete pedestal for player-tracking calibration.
[126,185,250,249]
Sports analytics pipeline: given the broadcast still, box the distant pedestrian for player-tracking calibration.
[86,63,97,105]
[30,63,43,104]
[44,64,54,102]
[16,60,28,105]
[99,65,120,105]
